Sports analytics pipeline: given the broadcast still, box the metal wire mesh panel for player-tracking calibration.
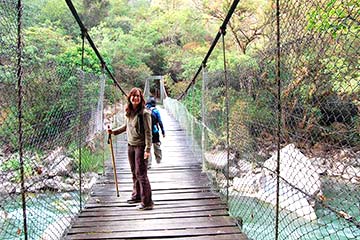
[164,96,203,163]
[0,1,22,239]
[276,1,358,239]
[0,1,106,239]
[170,1,359,240]
[201,50,231,196]
[226,1,359,239]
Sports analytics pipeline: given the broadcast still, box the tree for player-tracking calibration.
[81,0,110,29]
[195,0,271,54]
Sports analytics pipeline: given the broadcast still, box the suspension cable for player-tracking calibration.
[177,0,240,100]
[65,0,127,97]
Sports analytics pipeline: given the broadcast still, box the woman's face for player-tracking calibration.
[130,90,141,107]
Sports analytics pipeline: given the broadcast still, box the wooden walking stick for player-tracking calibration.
[107,125,119,197]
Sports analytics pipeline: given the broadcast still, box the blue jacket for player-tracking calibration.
[146,103,165,135]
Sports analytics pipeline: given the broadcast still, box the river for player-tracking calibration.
[229,178,360,240]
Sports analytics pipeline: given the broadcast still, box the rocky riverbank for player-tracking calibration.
[0,146,99,198]
[205,143,360,221]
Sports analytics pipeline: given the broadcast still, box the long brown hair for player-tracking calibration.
[125,87,145,115]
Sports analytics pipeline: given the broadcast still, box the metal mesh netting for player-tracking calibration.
[1,0,359,239]
[163,97,203,165]
[0,1,22,238]
[168,0,360,239]
[0,1,107,239]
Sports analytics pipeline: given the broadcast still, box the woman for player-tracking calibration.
[108,87,154,210]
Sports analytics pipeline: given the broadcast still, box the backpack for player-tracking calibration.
[149,107,160,134]
[138,107,159,134]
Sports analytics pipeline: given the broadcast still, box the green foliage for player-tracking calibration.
[163,75,188,98]
[198,0,270,54]
[180,54,205,80]
[23,26,76,67]
[70,143,104,174]
[181,81,202,119]
[207,50,252,72]
[151,8,207,45]
[104,79,127,104]
[80,0,111,29]
[242,93,275,131]
[229,91,275,153]
[0,154,33,183]
[321,56,360,95]
[90,21,153,86]
[108,0,131,17]
[24,0,80,36]
[143,45,168,75]
[205,86,227,133]
[0,108,19,151]
[0,106,46,152]
[307,0,360,38]
[3,0,357,157]
[235,54,259,70]
[56,46,111,75]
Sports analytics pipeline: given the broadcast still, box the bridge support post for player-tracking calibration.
[144,75,165,104]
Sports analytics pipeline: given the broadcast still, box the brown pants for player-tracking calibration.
[128,144,153,207]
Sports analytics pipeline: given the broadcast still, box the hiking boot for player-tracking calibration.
[127,198,141,204]
[137,203,154,210]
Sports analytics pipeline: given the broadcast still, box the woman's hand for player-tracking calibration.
[107,125,112,134]
[144,151,150,160]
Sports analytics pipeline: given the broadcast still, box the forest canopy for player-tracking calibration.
[1,0,359,151]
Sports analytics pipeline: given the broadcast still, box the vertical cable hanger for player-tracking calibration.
[220,26,230,206]
[16,0,28,239]
[78,30,85,210]
[101,63,106,175]
[275,0,281,239]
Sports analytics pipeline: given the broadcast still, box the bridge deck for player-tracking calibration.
[65,107,247,239]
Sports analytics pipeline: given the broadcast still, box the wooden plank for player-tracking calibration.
[79,205,228,217]
[73,210,230,225]
[69,215,237,234]
[150,234,247,240]
[65,107,247,240]
[86,192,219,205]
[92,182,210,191]
[91,188,213,197]
[66,226,244,239]
[84,198,225,208]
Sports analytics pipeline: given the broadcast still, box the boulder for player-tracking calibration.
[232,144,321,221]
[263,144,321,197]
[204,150,228,170]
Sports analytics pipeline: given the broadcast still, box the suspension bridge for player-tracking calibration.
[1,0,359,240]
[65,106,246,239]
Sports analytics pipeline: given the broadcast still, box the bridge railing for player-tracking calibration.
[0,1,122,239]
[1,0,359,239]
[170,0,360,240]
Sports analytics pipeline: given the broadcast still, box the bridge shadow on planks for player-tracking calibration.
[65,107,247,240]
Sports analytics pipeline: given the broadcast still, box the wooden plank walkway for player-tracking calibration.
[65,107,247,240]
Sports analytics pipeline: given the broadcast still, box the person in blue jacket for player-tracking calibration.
[146,96,165,168]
